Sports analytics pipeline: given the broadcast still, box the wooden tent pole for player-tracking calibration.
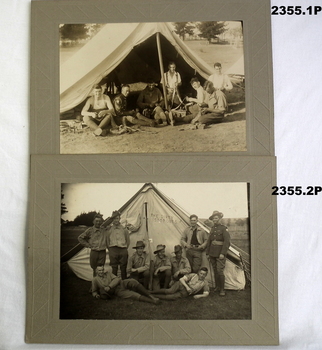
[156,32,169,111]
[144,202,154,289]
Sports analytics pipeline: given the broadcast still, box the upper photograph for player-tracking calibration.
[60,21,245,154]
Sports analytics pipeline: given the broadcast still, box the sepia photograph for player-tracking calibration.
[60,21,245,154]
[60,182,251,320]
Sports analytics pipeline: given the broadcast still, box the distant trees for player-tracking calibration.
[196,21,227,44]
[61,191,68,216]
[71,211,104,226]
[59,24,105,45]
[60,24,89,42]
[228,25,243,40]
[173,22,195,40]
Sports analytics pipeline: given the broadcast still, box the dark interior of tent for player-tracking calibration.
[63,33,208,119]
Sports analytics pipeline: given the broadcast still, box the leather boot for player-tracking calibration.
[214,274,220,292]
[219,275,226,296]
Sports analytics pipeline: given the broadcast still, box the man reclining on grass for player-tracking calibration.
[150,267,209,300]
[92,265,160,304]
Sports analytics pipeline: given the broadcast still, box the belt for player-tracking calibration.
[211,240,224,246]
[190,244,200,248]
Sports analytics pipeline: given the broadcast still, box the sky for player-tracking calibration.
[62,182,249,221]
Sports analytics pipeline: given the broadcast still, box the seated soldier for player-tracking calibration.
[81,84,114,136]
[173,77,206,124]
[151,267,210,300]
[208,62,233,111]
[137,79,174,126]
[186,77,206,105]
[113,84,156,128]
[191,81,225,126]
[170,245,191,282]
[127,241,150,289]
[150,244,171,290]
[92,265,160,304]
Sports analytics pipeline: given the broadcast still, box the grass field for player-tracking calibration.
[60,270,251,320]
[184,40,243,72]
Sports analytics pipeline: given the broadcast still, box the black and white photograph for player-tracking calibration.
[60,182,251,320]
[60,21,245,154]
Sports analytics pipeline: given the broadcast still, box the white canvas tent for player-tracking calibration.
[226,56,244,76]
[60,22,215,113]
[62,183,247,290]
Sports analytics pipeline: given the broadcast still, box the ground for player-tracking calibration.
[60,39,245,154]
[60,270,251,320]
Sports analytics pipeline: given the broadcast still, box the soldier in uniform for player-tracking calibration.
[106,210,130,280]
[206,210,231,296]
[126,241,150,289]
[180,214,208,273]
[78,214,108,277]
[113,84,156,128]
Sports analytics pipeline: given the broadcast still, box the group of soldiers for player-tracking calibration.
[80,61,233,136]
[78,209,231,305]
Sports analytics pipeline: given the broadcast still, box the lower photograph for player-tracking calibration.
[60,182,251,321]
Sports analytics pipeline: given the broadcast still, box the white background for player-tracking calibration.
[1,0,322,349]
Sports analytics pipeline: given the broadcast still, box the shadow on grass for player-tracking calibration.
[60,271,251,320]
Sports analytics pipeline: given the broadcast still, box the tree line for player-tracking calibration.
[59,22,240,45]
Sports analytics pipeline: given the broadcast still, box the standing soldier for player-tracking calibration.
[206,210,231,296]
[78,214,108,277]
[106,210,130,280]
[181,214,208,273]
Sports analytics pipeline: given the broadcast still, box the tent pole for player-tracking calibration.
[144,202,154,290]
[144,202,152,254]
[156,32,169,111]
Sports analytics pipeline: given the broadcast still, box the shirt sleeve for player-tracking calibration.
[109,274,121,289]
[78,228,91,248]
[124,228,130,248]
[137,253,150,273]
[180,228,189,248]
[182,273,193,283]
[180,258,191,274]
[106,228,111,247]
[164,256,171,267]
[199,228,209,249]
[203,280,210,293]
[137,91,148,109]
